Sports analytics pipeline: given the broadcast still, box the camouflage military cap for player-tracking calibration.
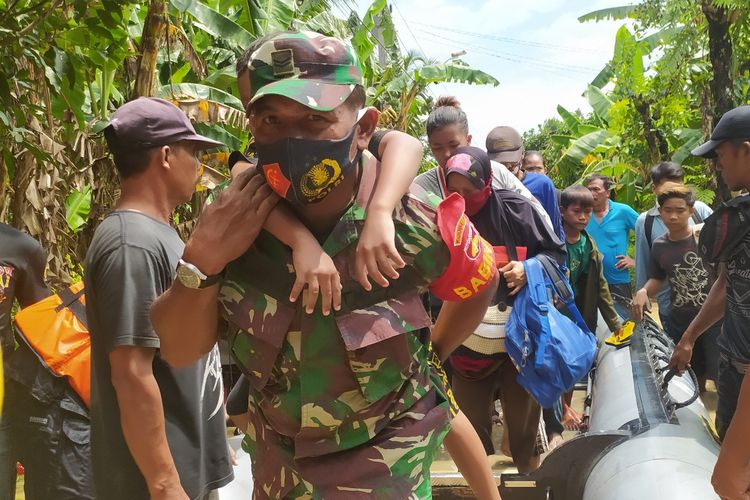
[246,30,363,112]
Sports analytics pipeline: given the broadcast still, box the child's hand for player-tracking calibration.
[630,288,651,322]
[562,404,583,431]
[500,261,527,296]
[290,241,342,316]
[354,210,406,291]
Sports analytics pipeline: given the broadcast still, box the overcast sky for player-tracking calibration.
[351,0,634,147]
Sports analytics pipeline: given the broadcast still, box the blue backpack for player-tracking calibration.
[506,257,597,408]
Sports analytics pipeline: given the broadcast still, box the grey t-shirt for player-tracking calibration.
[85,211,232,500]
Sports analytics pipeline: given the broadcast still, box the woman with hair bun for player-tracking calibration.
[414,96,551,230]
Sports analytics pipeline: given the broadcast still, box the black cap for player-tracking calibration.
[692,105,750,159]
[104,97,223,152]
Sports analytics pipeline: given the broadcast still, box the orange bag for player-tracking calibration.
[14,282,90,407]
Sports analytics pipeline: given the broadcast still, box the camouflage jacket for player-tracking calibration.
[219,154,480,459]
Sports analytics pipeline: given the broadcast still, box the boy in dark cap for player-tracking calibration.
[86,97,244,500]
[152,31,499,499]
[665,105,750,498]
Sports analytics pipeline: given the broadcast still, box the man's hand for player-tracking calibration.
[668,338,694,375]
[289,240,342,316]
[615,254,635,270]
[500,261,526,296]
[631,288,651,322]
[354,210,405,290]
[183,168,279,275]
[712,448,750,500]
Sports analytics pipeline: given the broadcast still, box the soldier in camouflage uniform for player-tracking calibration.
[152,30,498,499]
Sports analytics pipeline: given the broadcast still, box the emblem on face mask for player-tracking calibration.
[299,158,343,201]
[263,163,291,198]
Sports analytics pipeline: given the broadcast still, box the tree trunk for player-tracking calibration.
[133,0,166,98]
[701,1,735,203]
[634,97,667,165]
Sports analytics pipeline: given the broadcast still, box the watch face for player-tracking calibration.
[177,265,201,289]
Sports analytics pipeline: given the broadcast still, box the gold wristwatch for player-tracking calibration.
[175,259,221,289]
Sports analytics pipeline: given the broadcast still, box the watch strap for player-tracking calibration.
[199,272,222,288]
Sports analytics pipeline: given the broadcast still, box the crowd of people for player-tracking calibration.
[1,28,750,500]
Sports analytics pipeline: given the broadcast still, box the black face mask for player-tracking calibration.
[256,125,361,205]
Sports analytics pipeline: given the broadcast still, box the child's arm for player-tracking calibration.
[232,159,341,315]
[631,278,665,322]
[355,130,422,290]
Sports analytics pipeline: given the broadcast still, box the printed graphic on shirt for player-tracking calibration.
[671,252,710,309]
[727,243,750,318]
[0,265,13,303]
[201,345,225,420]
[569,257,583,277]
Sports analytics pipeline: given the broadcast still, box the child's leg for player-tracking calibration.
[424,347,501,499]
[450,371,496,455]
[498,359,542,473]
[501,425,511,457]
[543,405,564,450]
[444,412,502,500]
[226,374,251,432]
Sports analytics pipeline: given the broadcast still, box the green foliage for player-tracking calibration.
[369,50,498,136]
[578,5,639,23]
[172,0,253,50]
[0,0,499,284]
[65,186,92,233]
[531,0,750,213]
[418,62,499,87]
[585,84,614,125]
[247,0,296,36]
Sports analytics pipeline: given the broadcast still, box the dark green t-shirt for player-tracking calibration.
[567,233,591,298]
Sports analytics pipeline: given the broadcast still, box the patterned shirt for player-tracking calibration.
[720,230,750,362]
[219,154,495,459]
[648,230,716,320]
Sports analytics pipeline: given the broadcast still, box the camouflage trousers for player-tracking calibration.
[243,389,450,499]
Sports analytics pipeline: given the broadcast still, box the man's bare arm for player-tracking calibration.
[712,370,750,499]
[152,169,277,368]
[110,347,187,500]
[151,283,221,368]
[431,273,499,361]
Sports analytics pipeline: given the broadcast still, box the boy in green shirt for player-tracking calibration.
[560,185,623,336]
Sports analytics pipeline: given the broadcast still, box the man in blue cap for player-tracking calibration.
[666,105,750,498]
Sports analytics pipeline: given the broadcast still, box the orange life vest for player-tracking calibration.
[14,282,90,407]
